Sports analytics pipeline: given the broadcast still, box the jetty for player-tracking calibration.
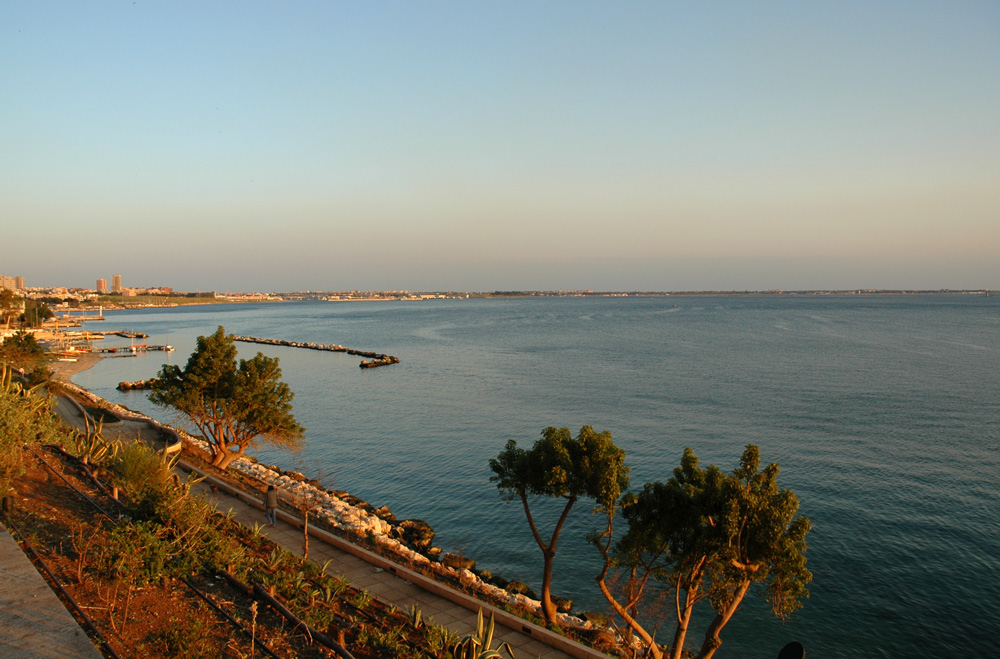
[92,344,173,354]
[57,306,107,323]
[89,329,148,339]
[233,336,400,369]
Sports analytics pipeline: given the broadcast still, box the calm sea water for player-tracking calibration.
[71,295,1000,657]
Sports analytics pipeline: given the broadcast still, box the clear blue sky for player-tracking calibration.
[3,1,998,292]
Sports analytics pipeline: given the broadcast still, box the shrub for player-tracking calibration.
[0,364,71,495]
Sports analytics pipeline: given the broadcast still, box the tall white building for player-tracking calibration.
[111,274,122,294]
[97,278,108,294]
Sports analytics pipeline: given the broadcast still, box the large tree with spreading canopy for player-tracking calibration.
[490,425,629,625]
[150,326,303,470]
[695,445,812,658]
[593,447,728,659]
[593,445,811,659]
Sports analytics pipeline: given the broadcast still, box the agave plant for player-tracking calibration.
[2,363,49,415]
[451,609,516,659]
[409,603,424,629]
[75,415,118,466]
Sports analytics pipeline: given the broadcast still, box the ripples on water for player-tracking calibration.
[72,295,1000,657]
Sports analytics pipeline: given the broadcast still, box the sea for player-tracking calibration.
[68,294,999,658]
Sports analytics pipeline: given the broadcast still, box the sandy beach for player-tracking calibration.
[48,351,103,381]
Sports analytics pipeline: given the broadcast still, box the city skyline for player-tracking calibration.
[3,2,998,292]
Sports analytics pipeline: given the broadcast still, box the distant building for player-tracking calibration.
[111,274,122,294]
[0,275,16,291]
[97,278,108,294]
[14,277,24,290]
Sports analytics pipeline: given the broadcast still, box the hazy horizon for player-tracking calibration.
[4,3,998,292]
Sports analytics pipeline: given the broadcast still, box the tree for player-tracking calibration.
[695,445,812,659]
[593,448,727,659]
[21,300,52,328]
[0,289,18,327]
[0,330,47,374]
[150,326,304,470]
[490,425,629,624]
[593,445,811,659]
[0,364,69,496]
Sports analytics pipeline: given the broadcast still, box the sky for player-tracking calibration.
[2,1,998,292]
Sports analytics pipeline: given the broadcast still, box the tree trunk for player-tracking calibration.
[518,491,576,626]
[540,549,558,624]
[668,558,707,659]
[213,445,244,470]
[668,581,700,659]
[695,580,751,659]
[596,573,663,659]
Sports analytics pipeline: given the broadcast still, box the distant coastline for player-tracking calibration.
[276,288,994,302]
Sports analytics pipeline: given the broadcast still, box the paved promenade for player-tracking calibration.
[46,383,607,659]
[0,522,104,659]
[187,473,594,659]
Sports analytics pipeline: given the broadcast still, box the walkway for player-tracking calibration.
[47,385,607,659]
[186,473,594,659]
[0,522,104,659]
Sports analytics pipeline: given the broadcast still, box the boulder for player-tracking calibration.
[442,553,476,571]
[373,505,396,522]
[505,580,530,595]
[398,519,435,549]
[552,596,573,614]
[487,575,509,589]
[579,611,608,627]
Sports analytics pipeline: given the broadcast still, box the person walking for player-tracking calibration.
[265,485,278,526]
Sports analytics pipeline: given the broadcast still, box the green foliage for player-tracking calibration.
[302,605,338,634]
[490,425,629,624]
[694,446,812,659]
[409,603,424,629]
[108,441,174,519]
[359,625,409,655]
[149,326,303,470]
[20,300,53,328]
[328,575,350,597]
[350,588,373,609]
[73,416,119,466]
[104,440,249,575]
[450,609,516,659]
[0,364,70,494]
[0,330,46,373]
[593,445,811,659]
[98,520,175,585]
[144,617,216,659]
[0,288,15,313]
[427,624,461,657]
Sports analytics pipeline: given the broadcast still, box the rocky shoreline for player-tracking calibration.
[54,375,590,630]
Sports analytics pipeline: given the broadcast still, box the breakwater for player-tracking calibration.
[233,336,400,369]
[92,344,174,354]
[117,378,158,391]
[94,330,148,339]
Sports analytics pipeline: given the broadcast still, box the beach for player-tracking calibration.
[48,351,103,380]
